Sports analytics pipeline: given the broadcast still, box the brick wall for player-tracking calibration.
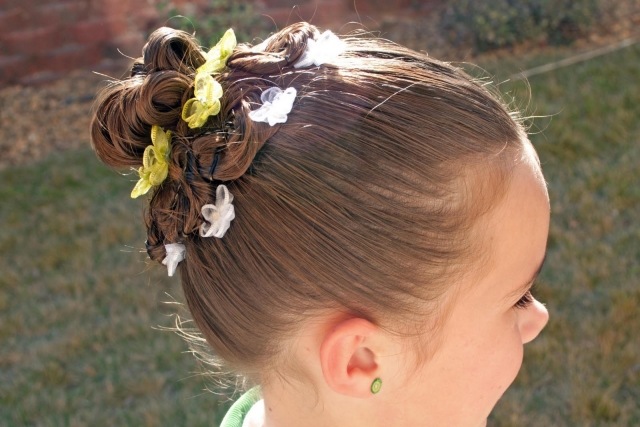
[0,0,432,87]
[0,0,171,86]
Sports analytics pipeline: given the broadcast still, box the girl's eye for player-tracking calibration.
[514,290,534,309]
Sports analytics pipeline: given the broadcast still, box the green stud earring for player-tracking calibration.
[370,377,382,394]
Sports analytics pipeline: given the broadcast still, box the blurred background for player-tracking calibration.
[0,0,638,425]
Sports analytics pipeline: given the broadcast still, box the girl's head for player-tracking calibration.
[91,22,549,426]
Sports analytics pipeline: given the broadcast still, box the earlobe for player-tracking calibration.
[319,317,380,398]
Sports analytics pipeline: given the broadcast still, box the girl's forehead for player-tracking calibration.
[468,159,550,299]
[520,140,548,197]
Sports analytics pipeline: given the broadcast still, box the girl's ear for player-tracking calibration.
[319,317,380,398]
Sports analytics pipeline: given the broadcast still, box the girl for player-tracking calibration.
[91,22,550,427]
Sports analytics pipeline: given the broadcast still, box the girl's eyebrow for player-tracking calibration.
[508,253,548,300]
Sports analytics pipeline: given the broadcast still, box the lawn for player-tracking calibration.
[1,42,638,426]
[480,42,640,426]
[0,149,231,426]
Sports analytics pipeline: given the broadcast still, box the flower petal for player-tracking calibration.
[162,243,186,277]
[184,75,223,128]
[148,163,168,186]
[200,185,235,238]
[151,124,170,153]
[131,177,152,198]
[249,87,297,127]
[198,29,237,75]
[131,125,171,198]
[294,30,345,68]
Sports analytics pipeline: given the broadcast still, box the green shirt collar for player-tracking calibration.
[220,387,262,427]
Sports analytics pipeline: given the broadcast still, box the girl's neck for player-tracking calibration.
[261,381,376,427]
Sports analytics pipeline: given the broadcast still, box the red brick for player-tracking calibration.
[37,1,92,26]
[349,0,416,15]
[0,8,29,33]
[131,4,160,27]
[3,0,37,10]
[42,43,92,73]
[0,54,29,86]
[18,71,63,87]
[92,56,132,77]
[2,26,63,56]
[106,33,146,58]
[1,0,437,88]
[103,17,128,36]
[263,0,308,7]
[297,0,351,27]
[262,7,299,27]
[261,0,353,28]
[100,0,161,32]
[72,20,112,46]
[100,0,136,20]
[289,5,314,26]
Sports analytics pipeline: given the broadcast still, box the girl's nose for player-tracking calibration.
[520,298,549,344]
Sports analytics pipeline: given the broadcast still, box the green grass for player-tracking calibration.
[0,150,233,426]
[1,43,638,426]
[481,43,640,426]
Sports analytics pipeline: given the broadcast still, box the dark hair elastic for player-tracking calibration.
[130,62,146,77]
[208,150,221,181]
[185,149,222,184]
[185,151,199,184]
[144,240,154,258]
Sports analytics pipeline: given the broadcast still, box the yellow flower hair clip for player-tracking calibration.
[131,125,171,198]
[199,28,237,75]
[181,29,236,129]
[182,73,223,129]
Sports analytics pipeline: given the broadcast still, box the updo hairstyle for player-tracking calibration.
[91,22,526,377]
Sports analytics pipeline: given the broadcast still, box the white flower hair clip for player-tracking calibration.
[294,30,346,69]
[200,184,236,238]
[162,243,186,277]
[159,186,234,276]
[248,87,297,126]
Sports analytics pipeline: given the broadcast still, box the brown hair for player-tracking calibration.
[91,22,525,377]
